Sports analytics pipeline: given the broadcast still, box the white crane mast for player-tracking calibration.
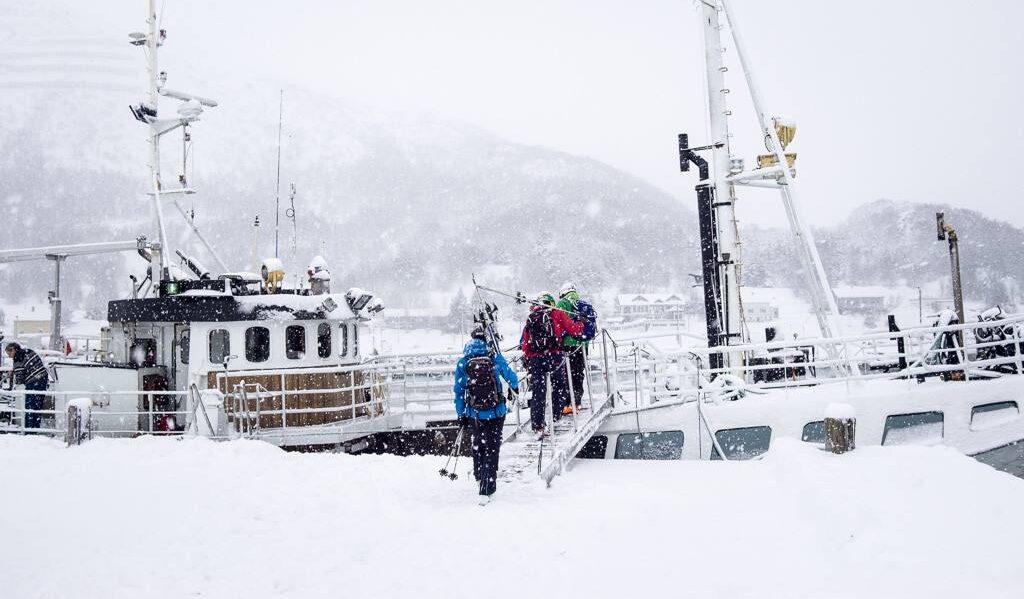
[718,0,846,348]
[700,0,746,360]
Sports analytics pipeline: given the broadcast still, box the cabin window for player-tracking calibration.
[882,412,944,446]
[614,431,684,460]
[802,421,825,444]
[711,426,772,460]
[179,330,190,365]
[130,338,157,367]
[245,327,271,363]
[286,325,306,360]
[208,329,230,365]
[339,324,349,357]
[317,323,332,358]
[971,401,1020,431]
[576,435,608,459]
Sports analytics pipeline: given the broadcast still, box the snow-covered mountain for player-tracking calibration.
[1,17,1021,315]
[742,199,1024,306]
[0,71,700,312]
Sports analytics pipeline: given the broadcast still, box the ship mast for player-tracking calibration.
[699,0,745,365]
[691,0,850,373]
[130,0,225,294]
[145,0,170,281]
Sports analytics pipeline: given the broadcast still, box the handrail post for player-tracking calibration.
[1014,326,1024,374]
[254,384,262,438]
[280,373,287,431]
[564,355,578,432]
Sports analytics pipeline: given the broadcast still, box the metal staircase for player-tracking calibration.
[499,377,614,487]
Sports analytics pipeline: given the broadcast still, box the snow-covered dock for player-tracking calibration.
[2,435,1022,599]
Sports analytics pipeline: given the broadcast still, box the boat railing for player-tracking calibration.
[213,362,391,437]
[587,312,1024,408]
[0,388,192,440]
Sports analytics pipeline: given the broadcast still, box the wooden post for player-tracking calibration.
[66,404,82,447]
[824,402,856,454]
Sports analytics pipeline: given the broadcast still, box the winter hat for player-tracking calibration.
[537,293,556,307]
[470,326,487,340]
[558,282,577,298]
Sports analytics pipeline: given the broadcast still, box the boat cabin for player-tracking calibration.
[53,287,385,440]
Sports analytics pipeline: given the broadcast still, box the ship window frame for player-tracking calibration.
[801,421,825,444]
[353,325,360,358]
[711,425,772,460]
[285,325,306,360]
[882,411,944,446]
[339,323,349,358]
[179,330,190,365]
[576,435,609,459]
[244,326,271,363]
[317,323,332,359]
[208,328,230,365]
[614,430,684,460]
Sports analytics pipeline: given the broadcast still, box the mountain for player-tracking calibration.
[1,21,1021,316]
[742,199,1024,306]
[0,77,700,313]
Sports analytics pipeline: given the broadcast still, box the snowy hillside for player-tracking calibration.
[3,435,1023,598]
[742,199,1024,307]
[2,2,1024,315]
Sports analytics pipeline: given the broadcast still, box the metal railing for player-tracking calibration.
[587,313,1024,409]
[0,388,191,438]
[214,361,391,441]
[5,314,1021,445]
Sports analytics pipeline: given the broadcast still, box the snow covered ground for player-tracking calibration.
[2,435,1023,598]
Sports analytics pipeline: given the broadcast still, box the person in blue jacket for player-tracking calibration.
[453,327,519,505]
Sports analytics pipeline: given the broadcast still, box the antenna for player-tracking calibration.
[286,183,297,254]
[274,89,283,258]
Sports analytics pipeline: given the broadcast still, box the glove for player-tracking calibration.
[458,416,470,428]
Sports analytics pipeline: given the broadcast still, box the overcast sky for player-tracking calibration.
[7,0,1024,227]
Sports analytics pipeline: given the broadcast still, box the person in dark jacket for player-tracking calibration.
[5,342,49,430]
[453,328,519,505]
[519,293,585,438]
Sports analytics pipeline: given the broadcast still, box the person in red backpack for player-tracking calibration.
[519,293,585,439]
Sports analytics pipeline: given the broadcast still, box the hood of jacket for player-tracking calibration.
[462,338,489,357]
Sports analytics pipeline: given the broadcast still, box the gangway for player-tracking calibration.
[499,388,614,486]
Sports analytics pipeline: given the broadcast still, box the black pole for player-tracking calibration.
[680,133,724,371]
[888,314,907,371]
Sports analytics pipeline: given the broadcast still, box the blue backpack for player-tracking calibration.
[576,300,598,341]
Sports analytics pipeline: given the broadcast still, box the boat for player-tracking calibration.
[0,0,399,452]
[1,0,1023,483]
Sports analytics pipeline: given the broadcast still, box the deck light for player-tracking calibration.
[345,288,373,312]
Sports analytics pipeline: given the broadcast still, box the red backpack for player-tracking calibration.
[526,309,558,353]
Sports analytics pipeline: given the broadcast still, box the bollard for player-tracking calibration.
[66,404,82,446]
[65,399,92,447]
[824,402,856,454]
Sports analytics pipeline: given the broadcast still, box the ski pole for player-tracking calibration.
[439,424,464,479]
[449,427,465,481]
